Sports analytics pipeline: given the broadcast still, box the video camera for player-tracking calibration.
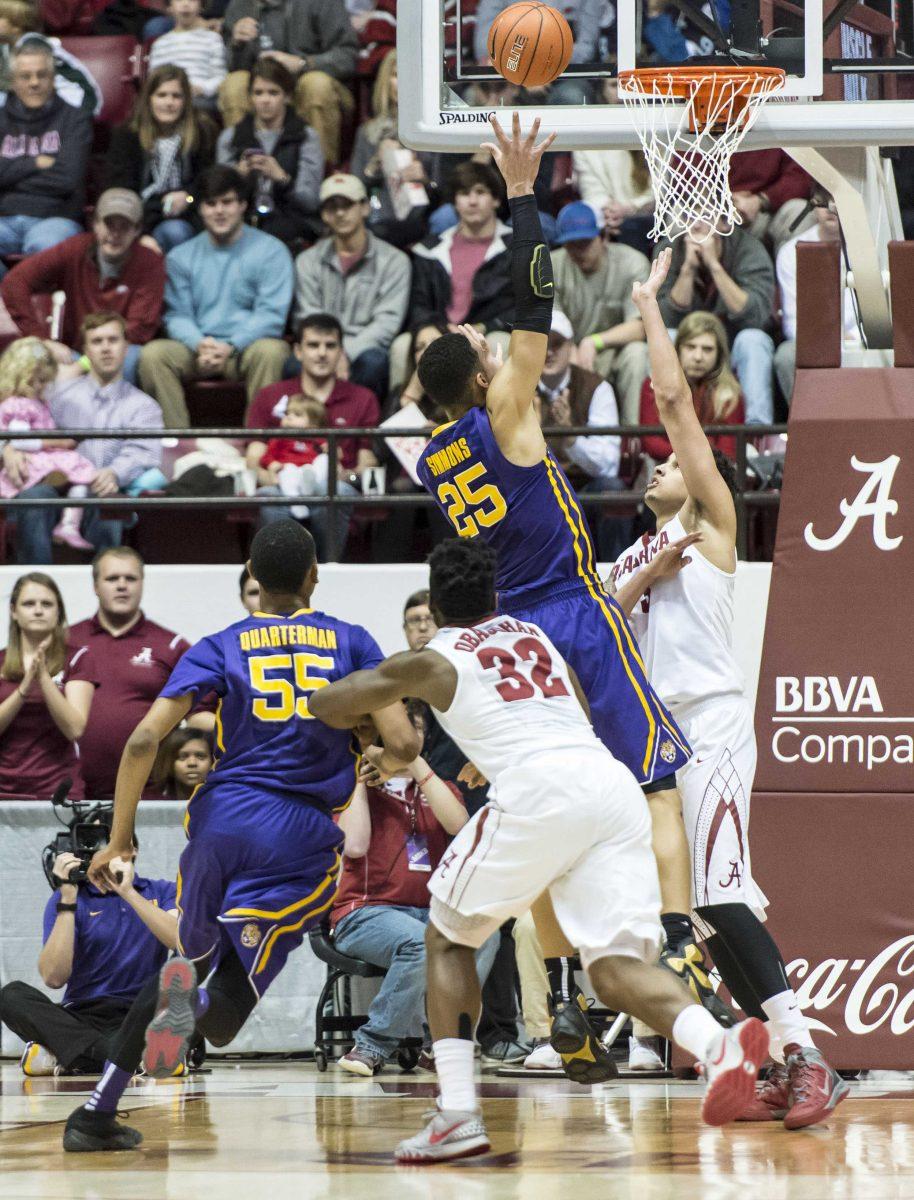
[41,781,114,889]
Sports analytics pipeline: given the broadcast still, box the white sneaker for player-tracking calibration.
[628,1035,664,1072]
[395,1107,490,1163]
[524,1040,563,1071]
[21,1042,59,1077]
[701,1017,769,1126]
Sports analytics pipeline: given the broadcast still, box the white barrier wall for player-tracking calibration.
[0,561,772,703]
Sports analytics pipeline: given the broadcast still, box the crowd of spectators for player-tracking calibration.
[0,0,875,566]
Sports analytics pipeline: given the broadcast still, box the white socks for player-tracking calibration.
[433,1038,477,1113]
[761,989,816,1053]
[671,1004,723,1062]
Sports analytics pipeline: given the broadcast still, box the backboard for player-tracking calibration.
[397,0,914,151]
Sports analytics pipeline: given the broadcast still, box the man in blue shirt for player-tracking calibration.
[138,165,293,427]
[62,520,418,1152]
[0,841,177,1077]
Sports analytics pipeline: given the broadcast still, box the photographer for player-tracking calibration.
[0,830,179,1077]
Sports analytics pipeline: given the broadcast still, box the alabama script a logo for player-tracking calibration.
[804,455,903,552]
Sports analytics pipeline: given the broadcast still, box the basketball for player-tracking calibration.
[487,2,574,89]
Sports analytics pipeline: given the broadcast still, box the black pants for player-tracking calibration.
[0,981,132,1073]
[476,921,521,1048]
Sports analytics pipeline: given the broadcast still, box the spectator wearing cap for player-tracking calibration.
[68,544,213,799]
[4,312,164,564]
[551,201,649,425]
[248,311,379,559]
[0,189,165,386]
[0,39,91,272]
[409,160,513,340]
[293,173,410,402]
[537,309,630,559]
[219,0,357,164]
[138,164,292,427]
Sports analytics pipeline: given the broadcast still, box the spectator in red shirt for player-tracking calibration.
[331,712,496,1076]
[728,149,814,255]
[0,572,98,799]
[248,312,379,559]
[0,189,165,386]
[68,546,213,798]
[638,311,744,464]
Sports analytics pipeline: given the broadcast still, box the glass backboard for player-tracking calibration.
[397,0,914,151]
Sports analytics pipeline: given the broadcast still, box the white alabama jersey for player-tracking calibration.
[427,615,605,793]
[610,514,744,712]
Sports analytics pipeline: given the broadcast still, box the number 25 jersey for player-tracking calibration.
[417,405,603,607]
[427,614,608,797]
[160,607,383,814]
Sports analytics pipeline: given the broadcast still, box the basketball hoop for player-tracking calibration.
[617,65,786,243]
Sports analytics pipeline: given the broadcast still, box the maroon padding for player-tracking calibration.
[889,240,914,366]
[795,239,841,369]
[59,36,140,128]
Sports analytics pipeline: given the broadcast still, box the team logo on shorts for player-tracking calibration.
[240,922,262,948]
[660,739,676,764]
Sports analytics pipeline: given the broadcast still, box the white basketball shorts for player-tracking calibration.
[674,695,769,937]
[428,748,663,970]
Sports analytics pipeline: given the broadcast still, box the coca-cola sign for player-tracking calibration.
[788,937,914,1039]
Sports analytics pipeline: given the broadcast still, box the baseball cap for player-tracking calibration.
[95,188,143,226]
[550,310,574,341]
[554,201,601,245]
[319,174,368,205]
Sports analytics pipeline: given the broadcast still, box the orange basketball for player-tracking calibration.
[487,2,574,89]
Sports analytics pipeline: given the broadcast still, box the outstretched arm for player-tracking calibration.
[632,250,736,534]
[309,649,454,754]
[480,114,555,434]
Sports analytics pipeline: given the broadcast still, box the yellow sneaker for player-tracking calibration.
[549,993,618,1084]
[20,1042,59,1077]
[661,942,738,1027]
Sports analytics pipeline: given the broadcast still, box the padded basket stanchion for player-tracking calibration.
[617,66,786,243]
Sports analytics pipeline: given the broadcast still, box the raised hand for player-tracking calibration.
[631,247,672,309]
[480,112,556,199]
[455,323,503,383]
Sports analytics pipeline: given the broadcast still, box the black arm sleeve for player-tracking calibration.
[508,194,554,335]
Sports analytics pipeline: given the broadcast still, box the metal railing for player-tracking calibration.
[0,422,786,562]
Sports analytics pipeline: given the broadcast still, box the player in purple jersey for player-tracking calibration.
[61,521,419,1153]
[415,116,733,1074]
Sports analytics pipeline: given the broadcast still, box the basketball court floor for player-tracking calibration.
[2,1061,913,1197]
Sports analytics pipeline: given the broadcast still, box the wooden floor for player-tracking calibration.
[2,1061,914,1198]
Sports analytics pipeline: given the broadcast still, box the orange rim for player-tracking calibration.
[617,65,786,100]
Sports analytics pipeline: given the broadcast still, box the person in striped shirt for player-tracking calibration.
[148,0,226,110]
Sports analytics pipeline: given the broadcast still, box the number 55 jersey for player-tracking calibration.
[418,405,690,786]
[161,607,383,816]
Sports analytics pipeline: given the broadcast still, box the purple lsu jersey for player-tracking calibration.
[161,607,383,814]
[417,406,603,607]
[417,405,691,785]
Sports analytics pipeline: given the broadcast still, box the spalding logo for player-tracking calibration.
[438,110,497,125]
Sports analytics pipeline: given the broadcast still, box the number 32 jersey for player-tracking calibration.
[161,608,383,814]
[427,614,608,796]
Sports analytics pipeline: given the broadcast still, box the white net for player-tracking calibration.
[618,67,786,243]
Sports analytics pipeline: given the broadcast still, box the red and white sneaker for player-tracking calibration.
[395,1107,490,1163]
[783,1044,850,1129]
[701,1018,769,1126]
[143,958,198,1079]
[737,1063,790,1121]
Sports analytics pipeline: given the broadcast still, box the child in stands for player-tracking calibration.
[0,338,96,551]
[259,393,328,518]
